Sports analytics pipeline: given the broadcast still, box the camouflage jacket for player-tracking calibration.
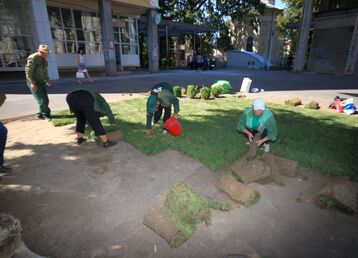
[25,53,49,82]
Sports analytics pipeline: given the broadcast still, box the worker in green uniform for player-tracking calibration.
[66,88,117,148]
[25,44,52,120]
[237,98,277,152]
[145,82,180,136]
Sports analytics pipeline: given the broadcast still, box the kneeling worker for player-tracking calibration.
[146,82,180,136]
[237,98,277,152]
[66,89,117,147]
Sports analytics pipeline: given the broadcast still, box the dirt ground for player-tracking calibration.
[0,118,357,258]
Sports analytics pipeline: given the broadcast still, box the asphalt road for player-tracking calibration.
[0,69,357,119]
[1,69,358,94]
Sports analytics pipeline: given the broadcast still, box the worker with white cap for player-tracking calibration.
[237,98,277,152]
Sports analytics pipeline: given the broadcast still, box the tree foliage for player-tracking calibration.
[159,0,208,23]
[276,0,303,58]
[159,0,266,52]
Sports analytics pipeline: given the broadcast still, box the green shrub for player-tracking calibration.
[200,87,211,100]
[187,85,196,99]
[163,183,231,247]
[181,87,187,96]
[173,86,182,98]
[211,86,222,98]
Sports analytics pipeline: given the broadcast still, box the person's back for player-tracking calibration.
[79,54,85,65]
[158,88,177,108]
[69,88,115,124]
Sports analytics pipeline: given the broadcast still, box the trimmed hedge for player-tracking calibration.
[173,86,182,98]
[211,87,222,98]
[200,87,211,100]
[187,85,196,99]
[181,87,187,96]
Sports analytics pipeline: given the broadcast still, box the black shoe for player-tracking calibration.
[0,166,12,174]
[77,137,87,145]
[37,114,45,120]
[102,141,117,148]
[44,115,52,121]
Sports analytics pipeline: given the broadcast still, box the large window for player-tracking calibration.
[0,0,34,69]
[120,18,139,55]
[47,6,102,55]
[113,16,139,58]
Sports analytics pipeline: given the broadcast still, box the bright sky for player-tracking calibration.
[275,0,286,9]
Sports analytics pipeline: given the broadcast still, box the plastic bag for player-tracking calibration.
[341,98,354,107]
[343,103,356,115]
[76,72,85,79]
[211,80,232,94]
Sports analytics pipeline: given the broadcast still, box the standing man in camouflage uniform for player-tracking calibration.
[25,44,52,120]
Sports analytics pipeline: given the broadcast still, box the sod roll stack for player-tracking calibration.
[143,183,231,248]
[219,175,260,207]
[143,206,188,248]
[231,158,271,184]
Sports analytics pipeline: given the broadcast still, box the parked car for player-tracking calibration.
[187,55,216,70]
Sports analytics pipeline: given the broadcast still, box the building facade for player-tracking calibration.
[294,0,358,75]
[228,1,283,67]
[0,0,159,79]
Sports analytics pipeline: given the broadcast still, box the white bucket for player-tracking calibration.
[240,77,252,93]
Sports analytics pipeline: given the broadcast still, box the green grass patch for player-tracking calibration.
[163,183,231,247]
[207,198,232,211]
[52,97,358,180]
[51,110,76,126]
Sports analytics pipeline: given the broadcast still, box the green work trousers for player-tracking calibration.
[27,81,51,116]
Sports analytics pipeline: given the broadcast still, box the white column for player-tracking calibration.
[31,0,59,80]
[344,15,358,75]
[293,0,313,72]
[147,9,159,72]
[98,0,117,75]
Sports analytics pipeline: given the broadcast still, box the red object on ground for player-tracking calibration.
[164,116,182,137]
[334,99,344,112]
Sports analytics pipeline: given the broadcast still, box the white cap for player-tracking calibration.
[153,87,162,93]
[253,98,265,111]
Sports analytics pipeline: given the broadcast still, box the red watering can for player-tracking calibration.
[164,116,182,137]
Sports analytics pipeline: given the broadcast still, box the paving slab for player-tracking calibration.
[0,118,357,258]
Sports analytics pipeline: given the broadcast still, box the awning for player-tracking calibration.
[113,0,157,9]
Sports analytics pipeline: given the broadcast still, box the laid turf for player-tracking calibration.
[52,96,358,180]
